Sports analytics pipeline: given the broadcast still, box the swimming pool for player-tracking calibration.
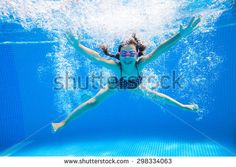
[0,0,236,156]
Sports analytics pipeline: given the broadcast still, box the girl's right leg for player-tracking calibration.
[52,84,116,132]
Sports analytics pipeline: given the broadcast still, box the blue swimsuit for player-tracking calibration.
[117,61,143,89]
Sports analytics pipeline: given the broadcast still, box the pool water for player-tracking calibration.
[0,0,236,156]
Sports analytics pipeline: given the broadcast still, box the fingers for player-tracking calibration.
[188,17,195,27]
[179,16,201,37]
[179,25,183,32]
[64,32,73,42]
[189,16,201,28]
[65,32,72,39]
[64,32,79,46]
[192,17,201,27]
[193,25,200,31]
[65,34,73,44]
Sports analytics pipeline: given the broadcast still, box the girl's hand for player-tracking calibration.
[65,32,79,48]
[179,17,201,38]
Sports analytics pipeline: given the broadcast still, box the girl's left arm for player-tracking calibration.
[139,17,201,68]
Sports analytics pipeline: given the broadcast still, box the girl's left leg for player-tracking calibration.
[134,85,198,111]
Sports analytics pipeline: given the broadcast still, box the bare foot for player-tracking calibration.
[51,122,65,132]
[184,104,199,111]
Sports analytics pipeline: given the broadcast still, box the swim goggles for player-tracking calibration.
[119,50,138,57]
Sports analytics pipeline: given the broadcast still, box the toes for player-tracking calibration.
[51,122,63,132]
[193,104,199,110]
[51,123,58,132]
[184,104,199,111]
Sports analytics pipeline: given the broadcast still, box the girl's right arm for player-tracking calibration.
[66,33,119,69]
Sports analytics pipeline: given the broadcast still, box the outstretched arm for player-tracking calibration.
[139,17,201,67]
[66,33,118,69]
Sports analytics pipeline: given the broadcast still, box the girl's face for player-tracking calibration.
[119,44,138,65]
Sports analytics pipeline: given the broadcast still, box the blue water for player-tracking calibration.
[0,1,236,156]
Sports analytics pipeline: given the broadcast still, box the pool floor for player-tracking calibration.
[1,136,235,156]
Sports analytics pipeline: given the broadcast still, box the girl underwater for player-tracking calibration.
[52,17,201,132]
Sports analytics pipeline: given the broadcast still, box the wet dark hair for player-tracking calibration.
[100,34,147,60]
